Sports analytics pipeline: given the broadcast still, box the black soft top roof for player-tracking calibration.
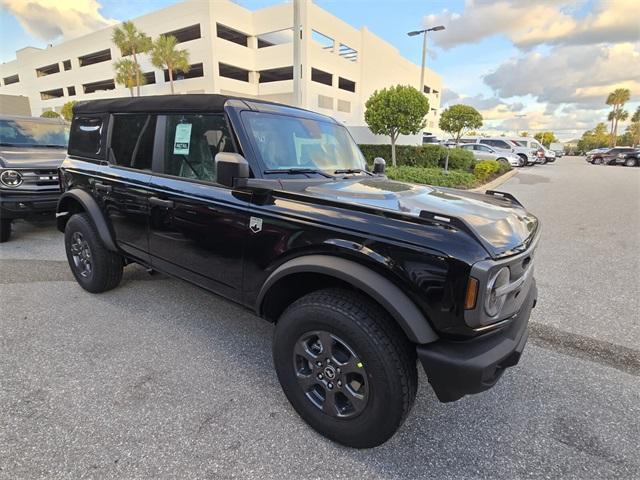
[73,94,235,114]
[72,93,339,124]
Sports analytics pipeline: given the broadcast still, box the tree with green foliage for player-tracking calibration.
[61,101,77,121]
[533,131,557,147]
[151,35,190,95]
[605,88,631,146]
[628,106,640,147]
[438,104,483,145]
[519,131,529,137]
[114,58,145,97]
[112,21,152,97]
[40,110,60,118]
[364,85,429,166]
[577,122,609,153]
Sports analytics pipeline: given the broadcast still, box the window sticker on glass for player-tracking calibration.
[173,123,192,155]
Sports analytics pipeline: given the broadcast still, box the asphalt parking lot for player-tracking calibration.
[1,156,639,479]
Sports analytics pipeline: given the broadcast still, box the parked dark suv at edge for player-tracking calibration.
[57,95,539,448]
[0,115,67,242]
[587,146,636,165]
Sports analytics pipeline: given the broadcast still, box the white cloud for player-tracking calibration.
[0,0,116,42]
[424,0,638,50]
[483,43,640,108]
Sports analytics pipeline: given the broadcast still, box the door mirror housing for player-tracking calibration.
[215,152,249,187]
[373,157,386,174]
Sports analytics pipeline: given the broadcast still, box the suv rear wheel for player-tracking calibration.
[0,218,11,243]
[64,213,123,293]
[273,288,417,448]
[625,158,637,167]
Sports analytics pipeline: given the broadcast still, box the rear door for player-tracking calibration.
[474,144,494,160]
[93,113,157,263]
[147,113,251,302]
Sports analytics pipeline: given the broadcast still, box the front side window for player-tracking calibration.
[241,111,366,172]
[0,118,68,147]
[110,114,156,170]
[161,114,235,183]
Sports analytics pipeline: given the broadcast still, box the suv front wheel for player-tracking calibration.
[64,213,123,293]
[273,288,418,448]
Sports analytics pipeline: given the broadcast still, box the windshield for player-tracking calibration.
[0,118,68,147]
[510,140,526,147]
[241,111,366,172]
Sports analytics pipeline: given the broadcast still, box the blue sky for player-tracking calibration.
[1,0,637,140]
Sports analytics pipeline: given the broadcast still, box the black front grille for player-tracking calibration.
[19,170,59,189]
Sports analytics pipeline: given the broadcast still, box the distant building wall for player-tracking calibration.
[0,94,31,116]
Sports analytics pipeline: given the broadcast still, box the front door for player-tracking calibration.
[147,113,250,301]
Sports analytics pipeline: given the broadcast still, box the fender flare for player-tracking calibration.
[57,189,118,252]
[257,255,439,344]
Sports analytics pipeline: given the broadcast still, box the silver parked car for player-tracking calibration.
[460,143,525,167]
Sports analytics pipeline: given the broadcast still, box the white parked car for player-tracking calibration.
[462,137,538,165]
[507,138,551,164]
[459,143,524,167]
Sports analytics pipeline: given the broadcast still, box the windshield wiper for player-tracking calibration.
[334,168,374,176]
[264,168,335,178]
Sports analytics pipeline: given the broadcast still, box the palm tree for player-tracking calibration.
[151,35,190,94]
[112,21,152,97]
[605,88,631,146]
[114,58,145,97]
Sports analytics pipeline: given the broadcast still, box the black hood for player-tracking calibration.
[0,146,67,169]
[304,177,539,257]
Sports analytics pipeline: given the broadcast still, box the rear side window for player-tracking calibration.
[68,116,105,158]
[110,114,156,170]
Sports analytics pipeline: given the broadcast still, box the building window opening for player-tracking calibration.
[218,63,249,82]
[3,74,19,85]
[78,49,112,67]
[162,24,201,44]
[143,72,156,85]
[164,63,204,82]
[311,68,332,86]
[63,60,72,71]
[338,77,356,92]
[311,30,333,50]
[67,86,76,96]
[257,28,293,48]
[258,66,293,83]
[216,24,248,47]
[40,88,64,100]
[339,44,357,62]
[83,79,116,94]
[36,63,60,77]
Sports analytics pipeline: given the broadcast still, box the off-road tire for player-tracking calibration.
[273,288,418,448]
[64,213,123,293]
[0,218,12,243]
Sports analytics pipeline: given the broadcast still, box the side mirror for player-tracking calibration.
[373,157,386,174]
[215,152,249,187]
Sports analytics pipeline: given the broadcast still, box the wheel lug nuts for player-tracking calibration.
[317,373,323,379]
[337,380,342,387]
[336,368,341,374]
[316,361,322,367]
[327,382,333,389]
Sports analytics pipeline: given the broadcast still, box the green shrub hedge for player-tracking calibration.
[386,166,477,189]
[473,160,501,180]
[359,144,475,171]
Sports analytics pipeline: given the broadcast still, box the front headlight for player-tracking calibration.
[0,169,23,187]
[485,267,510,317]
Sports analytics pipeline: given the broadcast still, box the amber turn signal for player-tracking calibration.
[464,277,479,310]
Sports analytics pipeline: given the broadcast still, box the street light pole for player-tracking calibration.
[408,25,445,94]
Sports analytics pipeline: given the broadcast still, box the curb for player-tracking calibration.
[470,168,519,192]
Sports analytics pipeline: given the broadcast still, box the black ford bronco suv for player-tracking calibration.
[57,95,539,448]
[0,115,67,242]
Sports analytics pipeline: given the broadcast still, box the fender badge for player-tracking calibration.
[249,217,263,234]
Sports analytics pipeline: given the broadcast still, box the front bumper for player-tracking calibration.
[0,190,60,219]
[417,281,537,403]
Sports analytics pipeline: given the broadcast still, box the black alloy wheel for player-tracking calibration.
[293,330,369,419]
[69,231,93,278]
[273,288,418,448]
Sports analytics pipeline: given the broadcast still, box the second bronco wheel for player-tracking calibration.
[64,213,123,293]
[273,288,417,448]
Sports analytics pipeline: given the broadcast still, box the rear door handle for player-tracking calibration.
[94,182,112,193]
[149,196,174,208]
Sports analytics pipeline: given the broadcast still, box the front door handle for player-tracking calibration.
[94,182,112,193]
[149,196,174,208]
